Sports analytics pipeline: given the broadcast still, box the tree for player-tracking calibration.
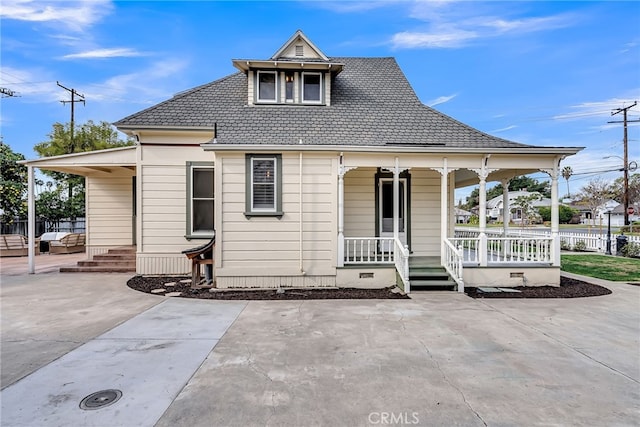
[33,120,134,217]
[462,175,550,210]
[561,166,573,198]
[0,143,28,225]
[511,193,542,227]
[575,178,614,223]
[611,173,640,206]
[538,205,578,224]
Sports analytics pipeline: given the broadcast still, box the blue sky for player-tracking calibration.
[1,0,639,201]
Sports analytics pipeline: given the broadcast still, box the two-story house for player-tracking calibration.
[22,31,582,292]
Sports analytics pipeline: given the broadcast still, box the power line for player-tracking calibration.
[56,81,85,153]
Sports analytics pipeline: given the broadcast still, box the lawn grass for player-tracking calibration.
[561,254,640,281]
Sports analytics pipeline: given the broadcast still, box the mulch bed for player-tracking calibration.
[127,275,612,300]
[126,275,409,300]
[465,276,612,299]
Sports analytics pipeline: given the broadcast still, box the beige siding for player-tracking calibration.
[139,145,215,259]
[410,169,441,256]
[343,167,376,238]
[86,173,133,249]
[216,152,336,279]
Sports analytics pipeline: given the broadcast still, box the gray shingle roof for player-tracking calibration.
[114,57,530,149]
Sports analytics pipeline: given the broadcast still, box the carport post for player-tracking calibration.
[27,166,35,274]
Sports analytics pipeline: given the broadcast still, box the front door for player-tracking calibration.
[379,178,407,246]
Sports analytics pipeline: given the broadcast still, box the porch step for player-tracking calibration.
[60,247,136,273]
[408,257,456,291]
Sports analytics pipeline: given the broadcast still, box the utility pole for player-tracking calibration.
[57,81,86,218]
[56,81,85,153]
[609,101,639,227]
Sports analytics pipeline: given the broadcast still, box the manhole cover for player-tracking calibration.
[79,389,122,410]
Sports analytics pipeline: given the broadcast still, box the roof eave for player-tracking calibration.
[201,143,584,156]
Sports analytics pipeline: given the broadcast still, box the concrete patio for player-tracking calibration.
[1,269,638,426]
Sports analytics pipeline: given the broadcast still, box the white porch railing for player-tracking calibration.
[443,239,464,292]
[344,237,395,263]
[343,237,410,293]
[394,239,410,293]
[452,229,553,265]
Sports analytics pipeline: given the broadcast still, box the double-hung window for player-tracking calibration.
[186,162,214,238]
[302,72,322,103]
[257,71,277,103]
[245,154,282,217]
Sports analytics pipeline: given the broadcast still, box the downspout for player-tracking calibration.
[299,142,305,275]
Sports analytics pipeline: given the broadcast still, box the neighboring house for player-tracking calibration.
[487,191,551,224]
[22,31,582,291]
[454,207,473,224]
[593,200,639,227]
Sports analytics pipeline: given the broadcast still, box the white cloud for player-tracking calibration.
[427,93,458,107]
[392,29,477,49]
[553,96,640,121]
[0,66,60,102]
[0,0,113,32]
[391,1,575,49]
[61,48,146,60]
[490,125,517,133]
[84,59,190,104]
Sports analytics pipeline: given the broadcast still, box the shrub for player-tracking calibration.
[560,239,572,250]
[622,242,640,258]
[573,240,587,252]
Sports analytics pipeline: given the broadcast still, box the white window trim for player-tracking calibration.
[250,156,277,212]
[188,163,215,238]
[257,70,278,103]
[301,71,323,104]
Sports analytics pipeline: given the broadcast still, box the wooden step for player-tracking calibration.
[93,253,135,261]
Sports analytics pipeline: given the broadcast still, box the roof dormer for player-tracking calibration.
[270,30,329,61]
[232,30,343,107]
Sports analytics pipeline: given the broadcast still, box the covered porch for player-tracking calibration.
[335,150,570,293]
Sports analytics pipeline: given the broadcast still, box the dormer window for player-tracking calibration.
[257,71,277,103]
[302,72,321,103]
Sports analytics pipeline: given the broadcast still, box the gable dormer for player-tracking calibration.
[232,30,343,106]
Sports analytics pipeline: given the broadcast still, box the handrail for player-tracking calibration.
[443,239,464,292]
[394,238,410,293]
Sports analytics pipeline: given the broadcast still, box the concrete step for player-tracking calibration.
[60,266,136,273]
[410,279,456,290]
[107,248,136,255]
[93,254,135,261]
[77,260,136,267]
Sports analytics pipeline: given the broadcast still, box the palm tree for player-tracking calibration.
[562,166,573,198]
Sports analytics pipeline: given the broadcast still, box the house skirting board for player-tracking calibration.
[87,246,111,258]
[336,266,396,289]
[137,253,191,275]
[463,266,561,287]
[215,275,337,289]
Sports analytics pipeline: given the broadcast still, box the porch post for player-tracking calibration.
[337,162,345,267]
[550,158,561,266]
[393,157,399,241]
[478,157,489,266]
[441,158,448,264]
[27,166,35,274]
[501,178,510,235]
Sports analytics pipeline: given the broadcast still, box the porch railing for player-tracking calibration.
[343,237,410,293]
[443,239,464,292]
[394,239,410,293]
[344,237,395,263]
[452,229,553,265]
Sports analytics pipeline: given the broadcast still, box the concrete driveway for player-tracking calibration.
[1,271,638,426]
